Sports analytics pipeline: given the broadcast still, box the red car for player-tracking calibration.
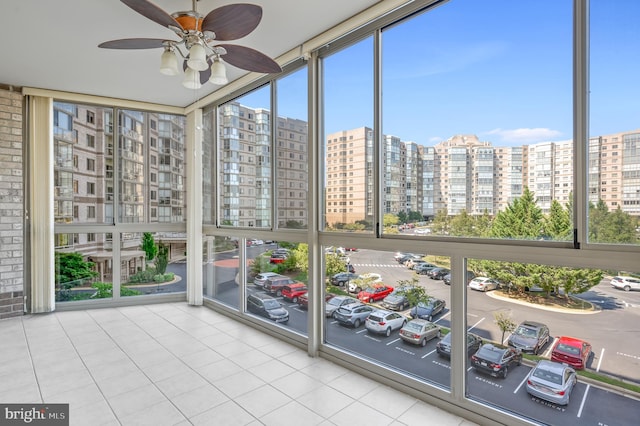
[298,292,334,309]
[358,284,394,303]
[269,253,288,264]
[550,336,592,369]
[281,283,308,303]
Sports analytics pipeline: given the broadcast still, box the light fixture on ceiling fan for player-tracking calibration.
[99,0,282,89]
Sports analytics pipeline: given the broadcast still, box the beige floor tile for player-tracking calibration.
[396,400,476,426]
[212,370,266,399]
[233,384,291,418]
[155,369,209,398]
[119,399,187,426]
[259,400,326,426]
[170,383,229,418]
[328,401,395,426]
[107,383,167,419]
[271,370,322,399]
[358,384,418,419]
[297,384,355,418]
[190,400,256,426]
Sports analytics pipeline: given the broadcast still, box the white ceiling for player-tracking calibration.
[0,0,380,108]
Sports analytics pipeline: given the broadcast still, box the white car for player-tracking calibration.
[468,277,500,292]
[349,273,382,293]
[365,310,407,336]
[611,276,640,292]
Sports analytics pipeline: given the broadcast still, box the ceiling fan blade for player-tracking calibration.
[98,38,167,49]
[202,4,262,41]
[121,0,182,30]
[218,44,282,74]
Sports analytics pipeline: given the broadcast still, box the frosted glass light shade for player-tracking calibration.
[182,67,201,89]
[186,44,208,71]
[159,49,179,75]
[209,59,228,85]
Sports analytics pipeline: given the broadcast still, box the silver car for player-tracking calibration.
[325,295,358,318]
[333,303,374,328]
[399,319,441,346]
[525,360,577,405]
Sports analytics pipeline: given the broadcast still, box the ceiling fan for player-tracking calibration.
[99,0,282,89]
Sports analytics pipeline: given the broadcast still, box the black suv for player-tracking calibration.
[507,321,550,354]
[471,344,522,378]
[246,293,289,323]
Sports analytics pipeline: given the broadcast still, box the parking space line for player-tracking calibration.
[434,311,450,324]
[468,318,484,332]
[577,384,590,418]
[596,348,605,372]
[542,337,558,358]
[514,375,528,394]
[356,329,367,334]
[422,349,437,359]
[387,338,402,346]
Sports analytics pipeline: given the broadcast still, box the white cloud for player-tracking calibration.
[484,128,564,144]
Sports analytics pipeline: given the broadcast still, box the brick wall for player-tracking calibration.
[0,85,24,319]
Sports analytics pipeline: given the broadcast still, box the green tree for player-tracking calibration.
[474,209,493,237]
[396,276,430,308]
[55,252,98,287]
[431,209,450,235]
[491,186,542,239]
[141,232,158,262]
[155,243,169,274]
[408,210,424,222]
[542,199,572,241]
[397,210,408,224]
[449,210,475,236]
[284,220,305,229]
[494,311,516,344]
[383,213,399,227]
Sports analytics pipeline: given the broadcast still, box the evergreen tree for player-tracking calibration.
[449,210,475,236]
[141,232,158,262]
[543,199,572,241]
[397,210,408,224]
[156,243,169,274]
[490,186,542,239]
[431,209,450,236]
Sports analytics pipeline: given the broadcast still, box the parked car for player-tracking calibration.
[393,252,410,262]
[409,298,445,321]
[507,321,550,354]
[246,293,289,323]
[269,253,288,264]
[281,283,308,303]
[442,270,475,285]
[331,272,359,287]
[263,276,299,297]
[550,336,592,369]
[333,303,374,328]
[399,319,441,346]
[381,286,414,311]
[298,292,334,310]
[406,258,426,269]
[526,360,577,405]
[611,275,640,292]
[358,284,394,303]
[348,273,382,293]
[365,309,407,336]
[414,263,438,274]
[468,277,500,292]
[400,254,424,266]
[471,343,522,378]
[436,332,483,358]
[427,267,450,280]
[253,272,283,289]
[325,295,359,317]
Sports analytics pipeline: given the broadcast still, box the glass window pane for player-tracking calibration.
[381,0,573,241]
[588,1,640,245]
[323,36,374,232]
[465,257,640,424]
[53,102,114,224]
[276,68,309,229]
[119,110,186,224]
[55,233,112,301]
[121,231,186,297]
[246,240,307,335]
[203,235,240,309]
[218,86,272,228]
[324,247,451,390]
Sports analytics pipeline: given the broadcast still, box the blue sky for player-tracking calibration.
[242,0,640,148]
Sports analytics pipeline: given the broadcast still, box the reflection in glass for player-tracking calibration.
[203,235,240,309]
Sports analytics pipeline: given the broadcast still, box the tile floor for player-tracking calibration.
[0,303,477,426]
